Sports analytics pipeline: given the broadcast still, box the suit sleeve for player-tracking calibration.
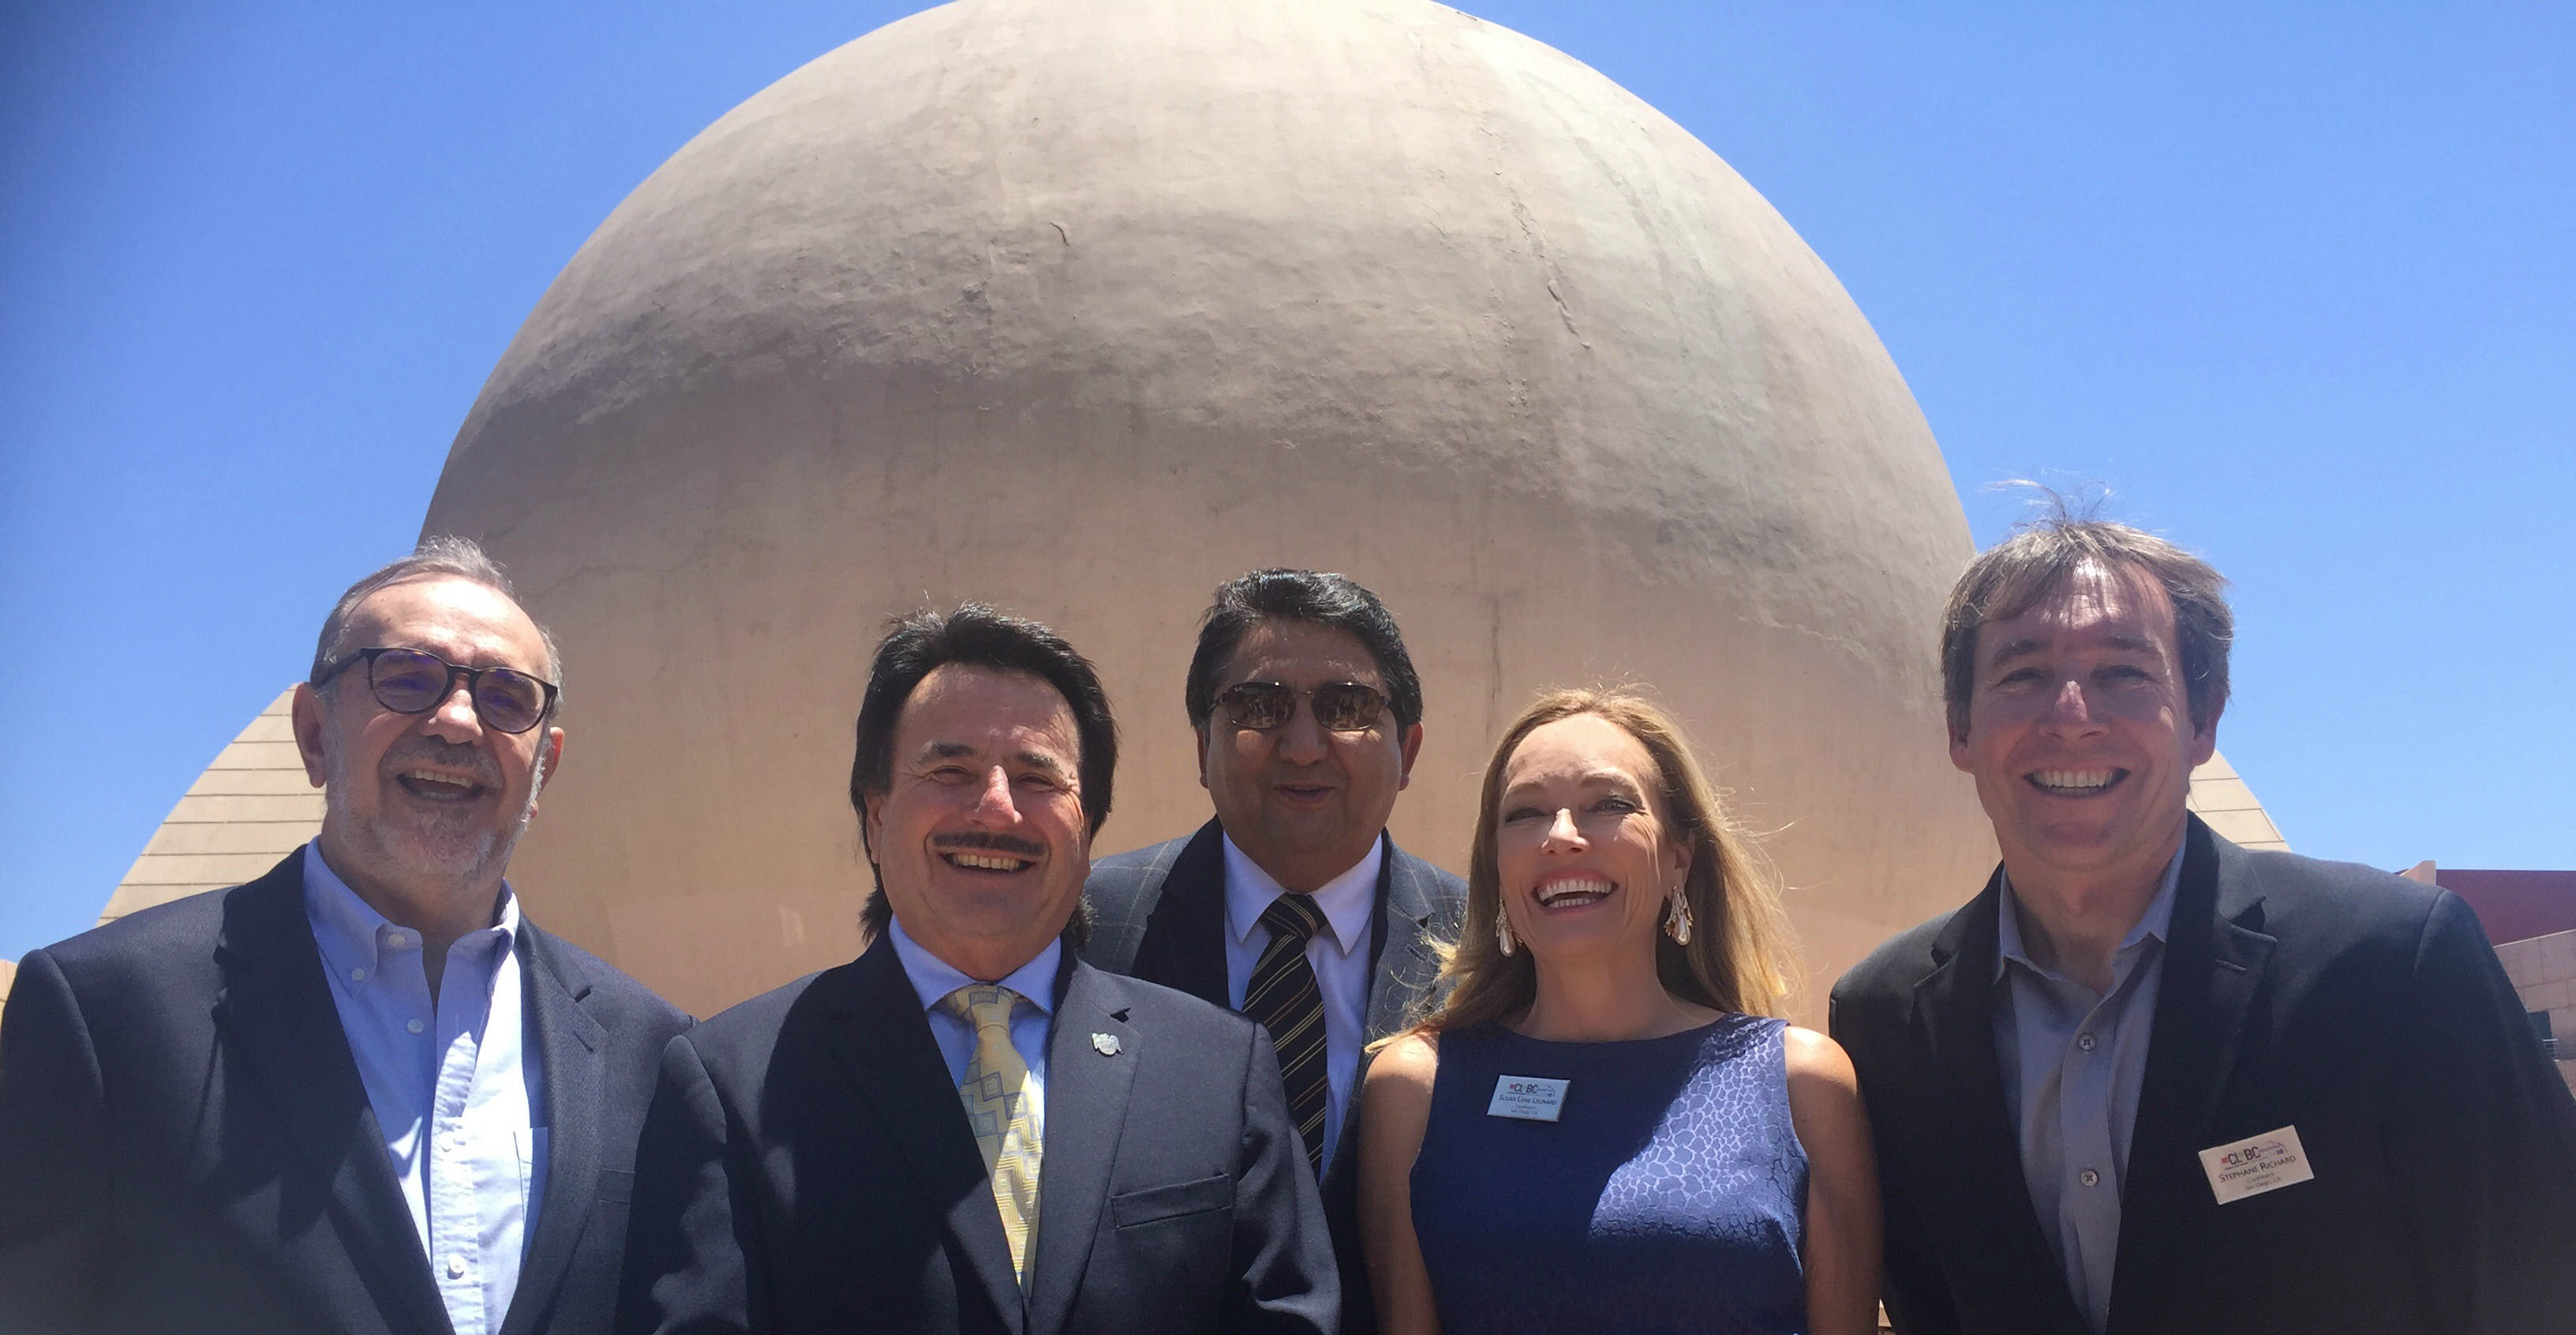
[1828,981,1964,1335]
[2383,891,2576,1335]
[0,949,109,1333]
[616,1033,759,1335]
[1224,1024,1339,1334]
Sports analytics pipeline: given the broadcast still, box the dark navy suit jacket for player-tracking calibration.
[1831,815,2576,1335]
[1081,820,1466,1335]
[0,848,691,1335]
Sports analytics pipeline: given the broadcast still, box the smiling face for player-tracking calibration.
[1492,713,1692,968]
[1952,560,2218,894]
[292,575,564,911]
[1197,618,1423,894]
[863,664,1092,981]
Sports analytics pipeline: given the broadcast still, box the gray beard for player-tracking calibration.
[320,726,545,896]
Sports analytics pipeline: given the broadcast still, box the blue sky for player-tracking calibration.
[4,2,2570,962]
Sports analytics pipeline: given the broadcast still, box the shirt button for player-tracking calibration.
[2077,1033,2097,1052]
[406,1018,425,1034]
[2080,1168,2102,1187]
[350,967,367,982]
[446,1253,467,1279]
[388,932,408,948]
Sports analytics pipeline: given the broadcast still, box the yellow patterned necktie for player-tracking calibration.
[941,984,1042,1285]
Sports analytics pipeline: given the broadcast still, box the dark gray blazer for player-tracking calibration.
[0,848,691,1335]
[1830,815,2576,1335]
[614,936,1336,1335]
[1082,819,1466,1335]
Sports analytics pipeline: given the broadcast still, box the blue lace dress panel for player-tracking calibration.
[1409,1013,1809,1335]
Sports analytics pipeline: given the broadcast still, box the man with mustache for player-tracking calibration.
[0,538,689,1335]
[1083,569,1466,1333]
[1830,515,2576,1334]
[617,603,1335,1335]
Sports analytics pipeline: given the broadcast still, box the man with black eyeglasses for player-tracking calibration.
[0,537,687,1335]
[1084,568,1467,1335]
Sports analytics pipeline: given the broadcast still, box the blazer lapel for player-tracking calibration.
[1024,963,1140,1335]
[2106,818,2275,1333]
[1129,820,1232,1010]
[827,938,1027,1335]
[1907,874,2091,1335]
[1363,838,1445,1041]
[213,857,452,1335]
[498,927,607,1335]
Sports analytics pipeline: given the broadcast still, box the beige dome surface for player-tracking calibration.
[425,0,1997,1019]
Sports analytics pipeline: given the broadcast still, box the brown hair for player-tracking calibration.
[1940,516,2233,742]
[1413,688,1799,1037]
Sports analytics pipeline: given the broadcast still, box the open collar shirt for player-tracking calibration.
[1221,831,1381,1176]
[303,843,545,1335]
[890,916,1061,1146]
[1992,847,2183,1335]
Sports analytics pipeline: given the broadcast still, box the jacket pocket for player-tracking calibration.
[1110,1173,1233,1228]
[597,1168,636,1205]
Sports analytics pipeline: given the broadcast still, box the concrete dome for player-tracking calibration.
[425,0,1994,1019]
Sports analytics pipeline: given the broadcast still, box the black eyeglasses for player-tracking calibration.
[1215,681,1391,733]
[315,647,560,734]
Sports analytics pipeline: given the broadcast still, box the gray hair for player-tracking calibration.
[1939,508,2232,741]
[309,536,564,690]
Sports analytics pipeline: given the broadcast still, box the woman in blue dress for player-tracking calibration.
[1359,688,1881,1335]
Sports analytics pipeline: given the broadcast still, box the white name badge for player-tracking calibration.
[1488,1074,1570,1122]
[2197,1125,2316,1205]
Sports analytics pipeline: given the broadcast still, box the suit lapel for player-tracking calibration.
[213,857,452,1335]
[1908,873,2091,1335]
[498,926,607,1335]
[1129,820,1232,1010]
[2106,818,2275,1333]
[826,938,1027,1335]
[1025,963,1140,1335]
[1363,838,1445,1041]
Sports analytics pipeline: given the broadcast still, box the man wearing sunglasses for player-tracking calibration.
[0,538,687,1335]
[1084,568,1467,1335]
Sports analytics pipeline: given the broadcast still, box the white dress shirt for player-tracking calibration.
[889,916,1060,1146]
[303,844,543,1335]
[1221,834,1380,1175]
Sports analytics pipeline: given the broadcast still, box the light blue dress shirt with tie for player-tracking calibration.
[888,916,1059,1146]
[303,844,545,1335]
[1993,849,2181,1335]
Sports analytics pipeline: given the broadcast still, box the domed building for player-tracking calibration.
[93,0,2293,1022]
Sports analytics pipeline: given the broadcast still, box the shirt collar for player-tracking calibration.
[301,842,519,996]
[1222,831,1381,958]
[1994,844,2184,984]
[886,914,1061,1016]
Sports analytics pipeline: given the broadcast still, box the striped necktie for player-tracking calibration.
[1243,893,1331,1176]
[941,984,1041,1284]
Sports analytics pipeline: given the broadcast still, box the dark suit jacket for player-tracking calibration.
[1081,820,1466,1335]
[0,848,692,1335]
[614,935,1336,1335]
[1831,815,2576,1335]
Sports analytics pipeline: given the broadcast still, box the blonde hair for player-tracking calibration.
[1413,688,1799,1036]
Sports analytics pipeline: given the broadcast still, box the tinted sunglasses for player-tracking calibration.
[1215,681,1390,733]
[315,647,560,735]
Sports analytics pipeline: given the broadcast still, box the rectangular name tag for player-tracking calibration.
[2198,1125,2316,1205]
[1488,1074,1570,1122]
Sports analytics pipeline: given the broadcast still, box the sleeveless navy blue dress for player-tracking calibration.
[1410,1014,1809,1334]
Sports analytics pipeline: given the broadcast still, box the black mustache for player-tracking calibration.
[933,832,1046,859]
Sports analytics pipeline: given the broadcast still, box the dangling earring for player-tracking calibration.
[1496,909,1518,956]
[1664,885,1693,945]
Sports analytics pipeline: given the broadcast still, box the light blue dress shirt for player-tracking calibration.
[1219,834,1380,1176]
[304,845,545,1335]
[1992,849,2181,1335]
[889,917,1059,1147]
